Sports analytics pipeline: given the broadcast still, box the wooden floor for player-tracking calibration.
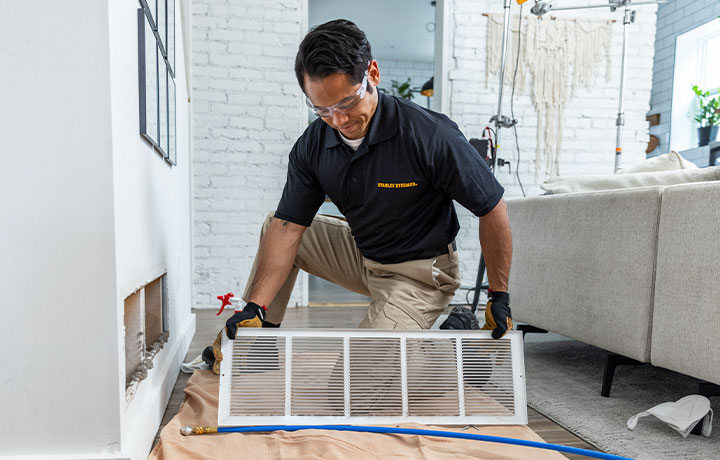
[153,306,600,459]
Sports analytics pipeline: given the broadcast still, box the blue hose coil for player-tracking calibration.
[216,424,633,460]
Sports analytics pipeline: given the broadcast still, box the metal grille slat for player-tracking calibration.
[349,337,403,416]
[228,336,285,416]
[218,329,526,426]
[291,337,345,416]
[407,338,459,416]
[462,338,516,415]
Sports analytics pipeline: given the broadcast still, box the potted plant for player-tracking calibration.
[390,78,416,101]
[692,84,720,146]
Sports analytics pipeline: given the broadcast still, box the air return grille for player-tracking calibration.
[218,329,526,426]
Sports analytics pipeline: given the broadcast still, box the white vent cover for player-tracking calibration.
[219,329,526,426]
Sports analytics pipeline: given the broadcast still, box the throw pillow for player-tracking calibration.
[618,151,697,174]
[541,166,720,194]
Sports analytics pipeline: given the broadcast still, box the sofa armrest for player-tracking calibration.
[507,187,662,362]
[651,181,720,385]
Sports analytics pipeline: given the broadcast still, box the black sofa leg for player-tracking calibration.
[697,382,720,398]
[517,324,548,338]
[690,382,720,436]
[601,353,643,397]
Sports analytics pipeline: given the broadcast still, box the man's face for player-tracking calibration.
[304,61,381,140]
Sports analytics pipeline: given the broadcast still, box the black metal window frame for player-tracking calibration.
[138,0,177,166]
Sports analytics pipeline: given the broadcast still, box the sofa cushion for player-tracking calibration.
[541,166,720,195]
[650,181,720,385]
[507,187,662,362]
[618,151,697,174]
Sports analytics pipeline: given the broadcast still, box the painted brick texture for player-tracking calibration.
[192,0,307,309]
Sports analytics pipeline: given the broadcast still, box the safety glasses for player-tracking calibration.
[305,68,369,118]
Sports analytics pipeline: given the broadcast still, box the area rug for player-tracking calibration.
[523,333,720,460]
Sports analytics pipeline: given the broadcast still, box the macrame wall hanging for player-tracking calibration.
[486,15,612,178]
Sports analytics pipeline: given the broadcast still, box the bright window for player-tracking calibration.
[703,34,720,91]
[670,19,720,151]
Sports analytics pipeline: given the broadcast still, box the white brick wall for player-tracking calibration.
[649,0,720,154]
[192,0,307,309]
[449,0,657,293]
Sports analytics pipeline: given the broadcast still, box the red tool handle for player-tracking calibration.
[216,292,234,316]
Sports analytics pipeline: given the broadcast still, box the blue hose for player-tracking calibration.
[216,425,633,460]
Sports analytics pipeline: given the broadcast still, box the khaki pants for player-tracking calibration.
[243,213,462,329]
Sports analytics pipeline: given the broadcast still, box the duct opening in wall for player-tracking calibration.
[124,273,170,403]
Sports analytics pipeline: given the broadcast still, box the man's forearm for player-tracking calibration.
[478,199,512,292]
[246,217,306,307]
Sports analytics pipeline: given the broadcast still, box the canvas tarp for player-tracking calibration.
[149,370,567,460]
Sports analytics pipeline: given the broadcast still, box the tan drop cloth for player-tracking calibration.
[149,370,567,460]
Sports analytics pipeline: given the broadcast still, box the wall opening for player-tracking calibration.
[308,0,438,113]
[145,276,164,348]
[124,273,170,402]
[304,0,444,305]
[124,289,144,385]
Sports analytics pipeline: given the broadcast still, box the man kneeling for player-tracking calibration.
[204,19,513,374]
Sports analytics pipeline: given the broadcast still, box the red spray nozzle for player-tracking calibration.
[216,292,234,316]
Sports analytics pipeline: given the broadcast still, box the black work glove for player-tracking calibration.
[202,302,267,374]
[224,302,266,339]
[481,291,513,339]
[440,306,480,330]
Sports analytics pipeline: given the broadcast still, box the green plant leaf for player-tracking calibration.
[691,85,719,126]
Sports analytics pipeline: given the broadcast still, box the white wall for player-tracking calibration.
[449,0,657,290]
[192,0,308,309]
[107,0,194,456]
[0,1,194,458]
[0,0,121,455]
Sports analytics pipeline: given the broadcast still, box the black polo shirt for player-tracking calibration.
[275,92,504,264]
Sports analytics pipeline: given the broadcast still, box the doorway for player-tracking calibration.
[304,0,447,306]
[308,0,437,108]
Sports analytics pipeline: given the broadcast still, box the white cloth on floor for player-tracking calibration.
[627,395,713,438]
[181,354,209,374]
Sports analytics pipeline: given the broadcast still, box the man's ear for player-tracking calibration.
[368,60,381,87]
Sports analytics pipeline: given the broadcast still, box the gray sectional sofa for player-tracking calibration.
[507,171,720,395]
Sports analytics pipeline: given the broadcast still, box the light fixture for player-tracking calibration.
[420,77,434,97]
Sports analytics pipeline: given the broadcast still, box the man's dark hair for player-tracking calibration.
[295,19,373,93]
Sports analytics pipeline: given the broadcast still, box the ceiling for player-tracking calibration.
[309,0,436,63]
